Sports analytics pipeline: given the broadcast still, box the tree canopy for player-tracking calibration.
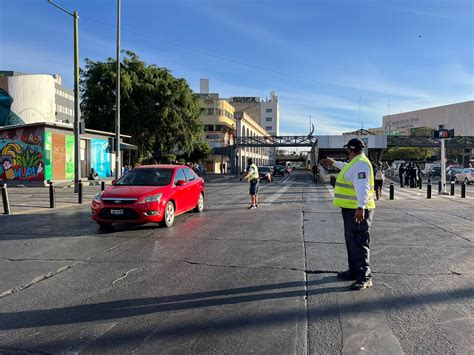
[80,50,204,161]
[383,147,437,161]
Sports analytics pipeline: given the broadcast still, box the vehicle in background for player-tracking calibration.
[454,168,474,184]
[422,161,441,176]
[273,165,286,176]
[258,166,273,182]
[91,165,205,228]
[427,166,441,178]
[446,167,463,181]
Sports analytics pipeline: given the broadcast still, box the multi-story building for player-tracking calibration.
[226,92,280,136]
[235,112,272,172]
[0,71,75,126]
[383,100,474,136]
[198,79,272,173]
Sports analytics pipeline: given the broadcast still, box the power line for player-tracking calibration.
[80,15,429,100]
[80,15,466,107]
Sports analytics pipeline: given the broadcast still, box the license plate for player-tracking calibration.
[110,209,124,215]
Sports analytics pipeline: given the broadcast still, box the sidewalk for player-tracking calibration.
[1,183,108,215]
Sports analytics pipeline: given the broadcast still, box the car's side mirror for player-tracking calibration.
[176,179,186,186]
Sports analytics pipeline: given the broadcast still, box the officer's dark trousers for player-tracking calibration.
[341,208,374,282]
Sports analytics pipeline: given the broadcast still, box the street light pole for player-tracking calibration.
[115,0,121,180]
[47,0,81,192]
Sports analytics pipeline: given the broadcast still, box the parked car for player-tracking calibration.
[446,167,462,181]
[258,166,273,182]
[454,168,474,184]
[273,165,286,176]
[427,166,441,178]
[91,165,204,228]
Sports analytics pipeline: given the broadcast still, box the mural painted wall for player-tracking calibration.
[90,139,111,178]
[0,126,44,181]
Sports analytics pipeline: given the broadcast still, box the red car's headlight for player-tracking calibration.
[138,193,163,204]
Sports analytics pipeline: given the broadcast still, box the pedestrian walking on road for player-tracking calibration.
[242,158,260,209]
[398,164,405,187]
[320,138,376,290]
[374,162,385,200]
[416,163,423,188]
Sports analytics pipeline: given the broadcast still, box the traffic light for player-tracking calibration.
[433,129,454,138]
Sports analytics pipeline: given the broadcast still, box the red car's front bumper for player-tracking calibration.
[91,200,166,224]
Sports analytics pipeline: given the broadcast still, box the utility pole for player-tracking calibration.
[47,1,81,192]
[115,0,121,179]
[440,138,447,194]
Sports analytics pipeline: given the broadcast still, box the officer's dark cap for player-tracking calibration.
[344,138,365,150]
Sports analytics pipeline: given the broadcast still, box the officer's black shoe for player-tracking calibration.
[336,270,356,281]
[349,279,373,290]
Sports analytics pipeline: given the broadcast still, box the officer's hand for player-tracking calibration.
[320,159,333,167]
[354,208,365,223]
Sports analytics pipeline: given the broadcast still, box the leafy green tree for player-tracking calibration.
[80,50,204,161]
[383,147,437,161]
[184,141,211,162]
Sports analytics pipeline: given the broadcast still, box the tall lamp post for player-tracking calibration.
[115,0,121,179]
[47,0,81,192]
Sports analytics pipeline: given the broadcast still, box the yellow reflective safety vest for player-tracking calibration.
[249,163,259,180]
[333,154,376,209]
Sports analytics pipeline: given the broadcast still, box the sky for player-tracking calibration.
[0,0,473,135]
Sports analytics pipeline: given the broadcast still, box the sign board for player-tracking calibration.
[231,97,259,103]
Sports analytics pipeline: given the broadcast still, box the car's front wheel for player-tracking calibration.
[160,201,175,227]
[194,192,204,213]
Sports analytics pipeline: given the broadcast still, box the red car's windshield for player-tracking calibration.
[115,168,174,186]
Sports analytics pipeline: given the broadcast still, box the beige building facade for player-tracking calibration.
[383,100,474,136]
[235,112,271,172]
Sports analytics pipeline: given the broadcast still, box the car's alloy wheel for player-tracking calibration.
[161,201,175,227]
[195,193,204,213]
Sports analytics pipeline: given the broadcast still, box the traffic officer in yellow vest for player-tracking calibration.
[321,138,376,290]
[242,158,260,209]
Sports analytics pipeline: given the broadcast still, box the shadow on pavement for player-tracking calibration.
[0,278,471,332]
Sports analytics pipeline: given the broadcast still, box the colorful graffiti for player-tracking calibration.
[0,141,44,180]
[0,127,44,181]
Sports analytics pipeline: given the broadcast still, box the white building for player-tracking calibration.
[260,91,280,136]
[383,100,474,136]
[0,71,75,125]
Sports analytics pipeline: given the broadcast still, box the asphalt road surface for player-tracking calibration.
[0,171,473,354]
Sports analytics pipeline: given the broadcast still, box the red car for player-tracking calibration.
[91,165,204,228]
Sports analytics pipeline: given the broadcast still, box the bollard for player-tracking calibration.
[101,181,105,191]
[450,182,455,196]
[461,183,466,198]
[1,183,11,215]
[427,183,432,199]
[330,175,336,188]
[438,181,442,194]
[78,180,83,204]
[48,181,56,208]
[389,183,394,200]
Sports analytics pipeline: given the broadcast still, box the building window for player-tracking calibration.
[266,126,272,131]
[266,117,272,122]
[266,108,272,113]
